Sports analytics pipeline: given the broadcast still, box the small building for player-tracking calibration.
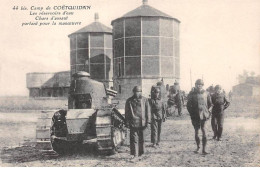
[232,76,260,96]
[26,71,70,98]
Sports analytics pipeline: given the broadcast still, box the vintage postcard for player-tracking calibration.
[0,0,259,167]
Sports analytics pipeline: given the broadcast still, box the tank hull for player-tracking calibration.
[36,108,126,155]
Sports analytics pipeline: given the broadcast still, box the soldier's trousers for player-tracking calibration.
[177,105,182,116]
[151,119,162,144]
[211,112,224,138]
[130,128,145,156]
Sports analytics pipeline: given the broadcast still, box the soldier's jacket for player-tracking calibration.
[176,92,184,106]
[149,98,167,120]
[187,89,212,120]
[125,96,151,129]
[211,92,230,114]
[167,93,177,106]
[168,92,184,106]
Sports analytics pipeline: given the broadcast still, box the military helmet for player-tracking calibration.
[156,81,162,86]
[154,88,160,93]
[174,80,179,85]
[195,79,204,86]
[133,86,142,92]
[215,85,222,91]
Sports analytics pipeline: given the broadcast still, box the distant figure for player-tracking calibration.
[167,93,177,117]
[150,88,167,148]
[125,86,151,158]
[228,91,232,101]
[207,84,215,97]
[211,85,230,141]
[176,91,184,116]
[167,81,183,116]
[174,81,184,116]
[187,79,212,154]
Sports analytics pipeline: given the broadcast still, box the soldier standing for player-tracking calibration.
[176,90,184,116]
[211,85,230,141]
[187,79,212,154]
[207,84,215,96]
[125,86,151,158]
[167,81,183,117]
[150,88,167,148]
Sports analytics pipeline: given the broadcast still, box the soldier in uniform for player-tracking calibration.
[207,84,215,97]
[176,91,184,116]
[211,85,230,141]
[173,81,184,116]
[187,79,212,154]
[125,86,151,158]
[150,88,167,148]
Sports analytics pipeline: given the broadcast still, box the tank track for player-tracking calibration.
[95,108,126,155]
[36,109,126,155]
[35,111,54,155]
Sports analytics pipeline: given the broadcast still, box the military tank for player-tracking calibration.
[35,71,126,155]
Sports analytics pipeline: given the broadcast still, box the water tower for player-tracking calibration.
[68,13,113,88]
[111,0,180,99]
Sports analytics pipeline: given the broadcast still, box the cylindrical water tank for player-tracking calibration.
[68,13,113,88]
[111,0,180,98]
[111,0,180,79]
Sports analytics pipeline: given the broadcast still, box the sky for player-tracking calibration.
[0,0,259,96]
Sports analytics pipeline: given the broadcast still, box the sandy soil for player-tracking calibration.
[0,108,259,167]
[0,112,39,149]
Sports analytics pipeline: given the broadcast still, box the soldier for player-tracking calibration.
[173,81,184,116]
[150,88,167,148]
[176,90,184,116]
[187,79,212,154]
[207,84,215,96]
[125,86,151,158]
[211,85,230,141]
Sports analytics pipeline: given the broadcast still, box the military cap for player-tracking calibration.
[195,79,204,85]
[133,86,142,92]
[215,85,222,91]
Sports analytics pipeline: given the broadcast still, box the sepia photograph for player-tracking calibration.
[0,0,259,167]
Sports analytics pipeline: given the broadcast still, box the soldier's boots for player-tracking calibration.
[130,155,140,162]
[202,137,209,155]
[217,127,223,141]
[194,136,200,153]
[151,143,160,149]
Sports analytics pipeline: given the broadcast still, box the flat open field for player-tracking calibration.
[0,96,67,112]
[0,97,259,167]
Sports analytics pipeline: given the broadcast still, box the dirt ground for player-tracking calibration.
[0,98,259,167]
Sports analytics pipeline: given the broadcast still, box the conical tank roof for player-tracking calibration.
[111,0,180,24]
[69,13,112,36]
